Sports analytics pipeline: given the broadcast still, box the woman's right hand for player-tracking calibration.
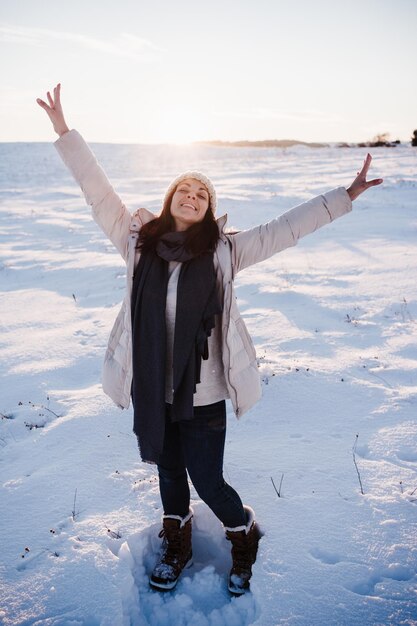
[36,83,70,137]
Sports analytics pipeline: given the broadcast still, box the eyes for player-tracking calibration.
[177,186,208,201]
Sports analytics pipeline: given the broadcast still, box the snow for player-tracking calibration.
[1,140,417,625]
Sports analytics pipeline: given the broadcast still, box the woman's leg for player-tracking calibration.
[180,400,246,528]
[156,404,190,518]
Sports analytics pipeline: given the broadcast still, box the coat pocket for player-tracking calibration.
[234,317,257,362]
[106,304,128,361]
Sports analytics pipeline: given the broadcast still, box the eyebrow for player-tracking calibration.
[179,182,208,193]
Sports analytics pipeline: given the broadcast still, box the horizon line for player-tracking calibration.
[0,135,413,146]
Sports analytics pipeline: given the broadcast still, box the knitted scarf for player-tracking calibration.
[131,231,222,464]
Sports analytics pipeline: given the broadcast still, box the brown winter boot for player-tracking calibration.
[149,508,193,591]
[225,505,262,596]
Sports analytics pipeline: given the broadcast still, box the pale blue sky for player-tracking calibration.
[1,0,416,143]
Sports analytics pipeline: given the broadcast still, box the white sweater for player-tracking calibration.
[164,261,229,406]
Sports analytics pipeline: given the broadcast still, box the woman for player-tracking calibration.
[37,84,382,596]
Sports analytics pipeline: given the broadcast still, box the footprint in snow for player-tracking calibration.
[396,447,417,463]
[347,563,414,596]
[309,547,343,565]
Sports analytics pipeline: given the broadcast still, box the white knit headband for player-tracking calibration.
[163,171,217,214]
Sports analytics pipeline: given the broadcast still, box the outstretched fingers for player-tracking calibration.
[36,83,62,115]
[53,83,61,105]
[359,154,382,187]
[347,153,383,200]
[36,97,50,111]
[366,177,383,188]
[359,153,372,179]
[36,83,68,136]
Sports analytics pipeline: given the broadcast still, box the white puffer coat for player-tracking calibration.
[55,130,352,417]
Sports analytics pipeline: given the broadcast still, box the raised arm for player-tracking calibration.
[36,83,133,260]
[230,155,383,275]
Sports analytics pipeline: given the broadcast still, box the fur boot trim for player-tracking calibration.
[162,507,193,528]
[223,505,255,534]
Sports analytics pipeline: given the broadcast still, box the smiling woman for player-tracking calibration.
[36,82,382,598]
[170,180,209,228]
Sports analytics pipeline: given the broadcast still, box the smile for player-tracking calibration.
[181,203,197,211]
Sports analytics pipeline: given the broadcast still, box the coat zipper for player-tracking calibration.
[222,240,240,417]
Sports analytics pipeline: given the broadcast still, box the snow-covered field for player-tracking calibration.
[1,140,416,626]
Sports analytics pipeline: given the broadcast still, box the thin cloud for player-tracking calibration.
[0,23,165,62]
[0,86,35,110]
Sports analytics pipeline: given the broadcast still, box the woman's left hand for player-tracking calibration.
[346,153,383,201]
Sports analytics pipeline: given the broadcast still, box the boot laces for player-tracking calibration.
[158,526,183,565]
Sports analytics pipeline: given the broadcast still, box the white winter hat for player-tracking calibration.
[163,171,217,213]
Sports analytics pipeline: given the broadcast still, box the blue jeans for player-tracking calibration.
[155,400,246,528]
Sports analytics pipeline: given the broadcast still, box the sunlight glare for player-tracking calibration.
[153,106,206,144]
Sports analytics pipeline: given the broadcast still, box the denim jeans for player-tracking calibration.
[155,400,246,528]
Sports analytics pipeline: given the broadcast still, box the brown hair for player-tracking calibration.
[137,186,220,256]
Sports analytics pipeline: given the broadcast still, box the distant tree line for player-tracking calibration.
[358,133,400,148]
[198,130,417,149]
[340,131,417,148]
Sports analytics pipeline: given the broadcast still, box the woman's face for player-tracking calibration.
[170,178,210,231]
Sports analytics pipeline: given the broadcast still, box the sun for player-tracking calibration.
[153,105,206,144]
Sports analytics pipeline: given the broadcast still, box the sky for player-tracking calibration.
[1,0,417,144]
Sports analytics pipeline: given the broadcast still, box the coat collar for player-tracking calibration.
[216,214,228,241]
[130,207,156,231]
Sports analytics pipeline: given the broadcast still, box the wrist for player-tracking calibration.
[55,123,70,137]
